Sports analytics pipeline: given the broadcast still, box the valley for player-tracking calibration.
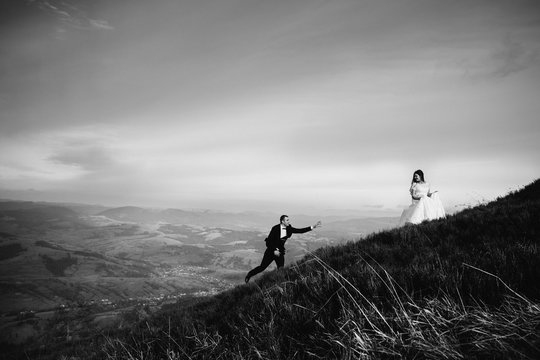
[0,200,398,344]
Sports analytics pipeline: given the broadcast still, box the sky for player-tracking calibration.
[0,0,539,216]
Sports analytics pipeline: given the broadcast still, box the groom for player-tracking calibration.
[245,215,322,283]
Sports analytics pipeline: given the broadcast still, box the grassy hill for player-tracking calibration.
[8,179,540,359]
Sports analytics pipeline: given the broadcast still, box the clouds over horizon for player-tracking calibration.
[1,0,539,214]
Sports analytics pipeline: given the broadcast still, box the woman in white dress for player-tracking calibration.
[399,169,445,226]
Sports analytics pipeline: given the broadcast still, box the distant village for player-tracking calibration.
[14,265,232,321]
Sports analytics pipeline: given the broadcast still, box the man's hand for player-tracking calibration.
[313,220,322,229]
[273,249,281,257]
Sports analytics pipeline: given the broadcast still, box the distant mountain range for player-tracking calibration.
[0,199,400,231]
[96,204,399,232]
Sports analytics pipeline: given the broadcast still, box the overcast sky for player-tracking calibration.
[1,0,539,216]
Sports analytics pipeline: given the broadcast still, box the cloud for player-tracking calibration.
[44,128,120,171]
[491,37,540,77]
[0,126,123,187]
[33,0,114,31]
[457,38,540,80]
[89,19,114,31]
[48,146,116,171]
[0,0,539,213]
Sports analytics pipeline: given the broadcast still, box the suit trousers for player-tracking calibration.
[246,247,284,279]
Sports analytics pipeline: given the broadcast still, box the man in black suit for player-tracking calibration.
[245,215,321,283]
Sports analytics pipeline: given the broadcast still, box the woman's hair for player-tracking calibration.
[412,169,425,183]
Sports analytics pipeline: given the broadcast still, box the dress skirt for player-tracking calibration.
[399,192,445,226]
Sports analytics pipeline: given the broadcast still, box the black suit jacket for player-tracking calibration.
[265,224,312,252]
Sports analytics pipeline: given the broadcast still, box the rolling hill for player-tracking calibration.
[29,178,538,360]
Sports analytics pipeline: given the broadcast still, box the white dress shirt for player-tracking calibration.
[280,225,287,239]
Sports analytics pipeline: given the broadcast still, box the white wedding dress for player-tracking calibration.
[399,182,446,226]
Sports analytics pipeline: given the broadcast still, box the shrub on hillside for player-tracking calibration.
[40,254,78,276]
[0,243,26,260]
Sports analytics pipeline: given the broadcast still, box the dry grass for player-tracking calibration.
[98,253,540,359]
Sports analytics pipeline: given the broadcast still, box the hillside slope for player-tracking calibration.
[14,179,540,359]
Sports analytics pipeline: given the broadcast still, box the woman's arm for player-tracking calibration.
[410,183,420,200]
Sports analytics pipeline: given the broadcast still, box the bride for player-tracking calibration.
[399,169,446,226]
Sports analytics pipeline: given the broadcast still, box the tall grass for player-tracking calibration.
[98,252,540,359]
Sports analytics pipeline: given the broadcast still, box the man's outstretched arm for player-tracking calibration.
[290,221,322,234]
